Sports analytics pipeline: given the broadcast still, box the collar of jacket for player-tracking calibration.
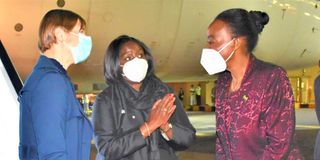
[35,55,67,75]
[220,54,256,85]
[114,76,169,110]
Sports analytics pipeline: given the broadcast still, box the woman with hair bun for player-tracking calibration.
[200,8,303,159]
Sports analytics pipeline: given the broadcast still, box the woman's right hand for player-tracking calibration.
[140,94,176,138]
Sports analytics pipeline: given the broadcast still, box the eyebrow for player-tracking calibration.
[207,35,214,40]
[124,48,143,53]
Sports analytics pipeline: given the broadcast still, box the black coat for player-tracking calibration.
[93,76,196,160]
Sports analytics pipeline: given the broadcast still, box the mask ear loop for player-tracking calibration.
[225,50,235,62]
[217,38,235,52]
[218,38,235,62]
[70,32,79,37]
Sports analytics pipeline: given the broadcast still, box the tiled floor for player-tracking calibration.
[178,152,215,160]
[90,108,320,160]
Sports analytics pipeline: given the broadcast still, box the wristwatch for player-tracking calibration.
[161,123,172,141]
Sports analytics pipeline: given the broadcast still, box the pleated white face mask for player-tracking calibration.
[122,58,148,82]
[200,39,235,75]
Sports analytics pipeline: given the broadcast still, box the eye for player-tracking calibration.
[208,38,216,43]
[207,37,215,45]
[125,57,132,61]
[137,53,144,58]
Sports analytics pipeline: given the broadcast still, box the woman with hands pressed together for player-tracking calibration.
[93,35,195,160]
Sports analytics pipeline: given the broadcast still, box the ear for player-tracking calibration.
[234,37,245,50]
[53,27,66,44]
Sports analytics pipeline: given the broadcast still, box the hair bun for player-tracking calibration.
[249,11,269,33]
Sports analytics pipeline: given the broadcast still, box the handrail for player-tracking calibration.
[0,40,23,94]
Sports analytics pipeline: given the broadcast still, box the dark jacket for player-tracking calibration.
[314,75,320,159]
[93,76,196,160]
[19,55,93,160]
[215,56,302,159]
[315,75,320,123]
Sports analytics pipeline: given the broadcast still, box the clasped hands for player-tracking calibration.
[140,93,176,138]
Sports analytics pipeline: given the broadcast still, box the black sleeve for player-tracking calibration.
[92,94,147,160]
[168,95,196,150]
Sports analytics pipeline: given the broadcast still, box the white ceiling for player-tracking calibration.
[1,0,320,92]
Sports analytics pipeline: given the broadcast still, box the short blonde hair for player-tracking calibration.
[38,9,86,52]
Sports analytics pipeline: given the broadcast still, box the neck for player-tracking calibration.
[125,79,142,91]
[43,45,74,70]
[131,83,142,91]
[227,51,250,91]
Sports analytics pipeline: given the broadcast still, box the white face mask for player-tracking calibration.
[122,57,149,82]
[200,39,235,75]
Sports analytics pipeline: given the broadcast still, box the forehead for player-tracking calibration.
[120,41,143,56]
[120,41,143,52]
[207,20,233,39]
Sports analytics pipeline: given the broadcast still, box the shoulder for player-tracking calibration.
[37,72,69,91]
[315,76,320,96]
[24,68,69,93]
[96,86,112,101]
[255,59,282,72]
[92,86,119,120]
[25,72,71,112]
[314,75,320,90]
[148,76,173,93]
[253,59,292,96]
[254,58,288,81]
[94,86,114,108]
[315,75,320,83]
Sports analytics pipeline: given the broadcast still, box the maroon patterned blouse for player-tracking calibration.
[215,56,303,159]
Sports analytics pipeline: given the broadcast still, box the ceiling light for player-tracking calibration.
[14,23,23,32]
[313,15,320,20]
[272,0,278,4]
[57,0,65,8]
[304,12,311,16]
